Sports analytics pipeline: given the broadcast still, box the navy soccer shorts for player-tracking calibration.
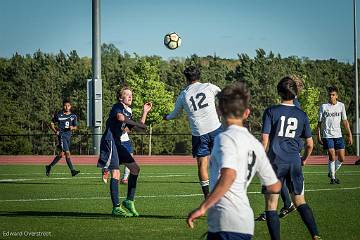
[322,137,345,150]
[97,130,135,170]
[121,140,133,154]
[58,134,71,152]
[262,157,304,196]
[207,232,252,240]
[192,126,222,158]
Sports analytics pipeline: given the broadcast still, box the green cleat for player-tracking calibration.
[112,206,132,217]
[122,199,139,217]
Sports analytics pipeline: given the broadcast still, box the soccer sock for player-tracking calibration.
[49,156,61,167]
[200,180,210,198]
[335,160,343,172]
[110,178,120,207]
[265,210,280,240]
[65,157,75,171]
[280,184,292,209]
[327,160,331,174]
[123,167,130,180]
[297,203,319,237]
[330,160,336,179]
[127,173,138,201]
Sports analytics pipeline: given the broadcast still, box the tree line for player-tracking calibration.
[0,44,356,155]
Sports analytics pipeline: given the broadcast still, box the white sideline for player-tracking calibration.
[1,187,360,203]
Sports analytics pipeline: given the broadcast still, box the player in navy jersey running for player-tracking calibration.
[256,75,303,221]
[262,77,320,240]
[164,66,222,199]
[46,100,80,177]
[97,88,152,217]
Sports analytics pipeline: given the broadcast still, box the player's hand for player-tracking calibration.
[55,131,60,135]
[186,207,206,229]
[348,135,353,146]
[317,137,323,145]
[143,102,153,113]
[301,156,307,166]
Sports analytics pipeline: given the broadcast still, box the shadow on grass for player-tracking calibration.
[0,211,186,220]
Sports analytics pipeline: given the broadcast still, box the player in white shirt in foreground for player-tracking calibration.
[187,82,281,240]
[164,65,222,198]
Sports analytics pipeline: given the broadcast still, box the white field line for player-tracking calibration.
[1,187,360,203]
[0,174,195,182]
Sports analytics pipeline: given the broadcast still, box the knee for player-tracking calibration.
[129,164,140,175]
[293,196,306,207]
[111,170,120,180]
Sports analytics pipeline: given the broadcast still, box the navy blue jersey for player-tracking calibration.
[105,103,132,139]
[52,111,78,135]
[262,104,312,163]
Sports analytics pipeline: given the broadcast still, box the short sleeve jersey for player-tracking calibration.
[262,104,312,162]
[318,102,347,138]
[106,102,132,139]
[166,82,221,136]
[208,125,278,235]
[52,111,78,135]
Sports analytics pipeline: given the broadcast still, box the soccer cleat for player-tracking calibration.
[313,235,322,240]
[71,170,80,177]
[255,212,266,221]
[279,204,297,218]
[122,199,139,217]
[120,178,128,184]
[45,165,51,177]
[330,178,336,184]
[112,206,132,217]
[102,170,109,184]
[334,178,340,184]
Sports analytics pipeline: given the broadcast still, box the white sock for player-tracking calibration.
[122,167,130,180]
[330,161,336,179]
[335,160,343,172]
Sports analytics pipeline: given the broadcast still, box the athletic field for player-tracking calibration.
[0,163,359,239]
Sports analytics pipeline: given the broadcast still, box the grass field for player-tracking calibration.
[0,164,360,240]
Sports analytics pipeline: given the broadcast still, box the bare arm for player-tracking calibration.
[140,102,153,124]
[301,137,313,165]
[343,120,353,145]
[316,122,323,145]
[50,122,59,135]
[261,133,269,150]
[187,168,236,228]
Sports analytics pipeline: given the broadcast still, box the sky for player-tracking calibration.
[0,0,359,61]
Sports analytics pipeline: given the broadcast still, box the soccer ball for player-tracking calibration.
[164,32,181,50]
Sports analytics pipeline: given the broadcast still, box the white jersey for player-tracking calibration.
[166,82,221,136]
[208,125,278,235]
[120,107,132,142]
[318,102,347,138]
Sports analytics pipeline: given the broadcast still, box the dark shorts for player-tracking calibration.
[207,232,252,240]
[121,140,133,154]
[322,137,345,150]
[58,134,71,152]
[263,157,304,195]
[97,130,135,170]
[192,126,222,157]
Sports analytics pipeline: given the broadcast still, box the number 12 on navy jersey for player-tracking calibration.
[278,116,298,138]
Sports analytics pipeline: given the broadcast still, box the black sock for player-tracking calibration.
[49,156,61,167]
[127,174,138,201]
[201,185,209,198]
[266,210,280,240]
[65,157,74,171]
[280,185,292,209]
[110,178,120,207]
[297,203,319,237]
